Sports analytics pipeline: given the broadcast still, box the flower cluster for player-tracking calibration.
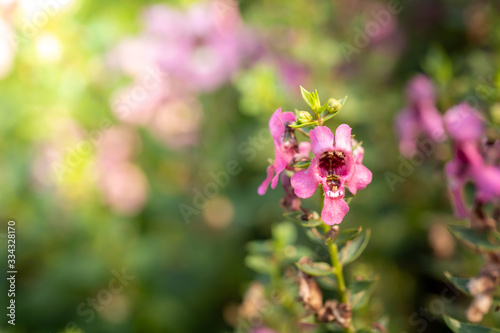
[258,87,373,225]
[396,74,500,219]
[108,0,260,150]
[395,74,500,324]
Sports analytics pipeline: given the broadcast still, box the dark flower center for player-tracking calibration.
[319,151,348,191]
[282,123,298,151]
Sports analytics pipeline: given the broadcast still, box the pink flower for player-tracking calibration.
[290,126,372,224]
[140,1,259,93]
[258,108,310,195]
[444,103,500,217]
[395,75,445,157]
[291,125,372,225]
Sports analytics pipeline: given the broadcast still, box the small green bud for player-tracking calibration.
[297,111,313,124]
[326,98,342,113]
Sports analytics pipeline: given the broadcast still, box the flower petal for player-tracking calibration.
[395,107,419,157]
[279,111,296,124]
[334,124,352,153]
[321,196,349,225]
[271,145,288,189]
[269,108,285,139]
[471,165,500,202]
[291,158,320,198]
[258,165,275,195]
[418,99,446,142]
[347,164,373,195]
[310,126,334,156]
[444,103,484,142]
[298,141,311,156]
[445,160,468,218]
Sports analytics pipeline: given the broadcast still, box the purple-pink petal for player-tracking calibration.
[291,158,320,198]
[258,165,275,195]
[298,141,311,156]
[334,124,352,152]
[280,111,297,124]
[269,108,285,139]
[418,99,446,142]
[395,107,419,157]
[405,74,435,102]
[321,196,349,225]
[310,126,334,156]
[271,144,288,189]
[471,165,500,202]
[347,164,373,195]
[444,103,484,142]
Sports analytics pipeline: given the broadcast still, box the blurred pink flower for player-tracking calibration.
[395,74,445,157]
[258,108,310,195]
[444,103,500,217]
[96,126,148,215]
[140,0,260,92]
[291,125,372,225]
[98,163,149,216]
[148,97,203,150]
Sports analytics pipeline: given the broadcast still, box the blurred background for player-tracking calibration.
[1,0,500,332]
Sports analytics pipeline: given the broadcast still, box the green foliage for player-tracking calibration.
[338,229,371,265]
[296,261,336,276]
[443,314,500,333]
[448,225,500,252]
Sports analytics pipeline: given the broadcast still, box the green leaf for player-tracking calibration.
[339,229,371,265]
[283,211,322,228]
[305,228,327,245]
[317,101,329,114]
[272,222,297,247]
[317,275,337,290]
[293,160,311,169]
[350,277,378,310]
[448,224,500,252]
[296,261,335,276]
[300,86,313,108]
[246,240,273,255]
[443,314,500,333]
[444,271,471,295]
[336,227,363,246]
[288,121,319,128]
[422,44,453,86]
[245,255,273,274]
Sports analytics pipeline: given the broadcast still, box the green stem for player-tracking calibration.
[321,223,348,304]
[320,189,353,333]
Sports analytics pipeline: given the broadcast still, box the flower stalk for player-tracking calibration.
[320,188,352,333]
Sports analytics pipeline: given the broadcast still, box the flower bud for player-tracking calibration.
[297,111,313,124]
[326,98,342,113]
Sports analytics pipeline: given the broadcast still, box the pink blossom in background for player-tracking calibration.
[444,103,500,217]
[140,0,260,93]
[31,117,86,187]
[99,162,149,216]
[291,125,372,225]
[96,126,149,215]
[395,74,445,157]
[110,77,171,126]
[147,97,203,150]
